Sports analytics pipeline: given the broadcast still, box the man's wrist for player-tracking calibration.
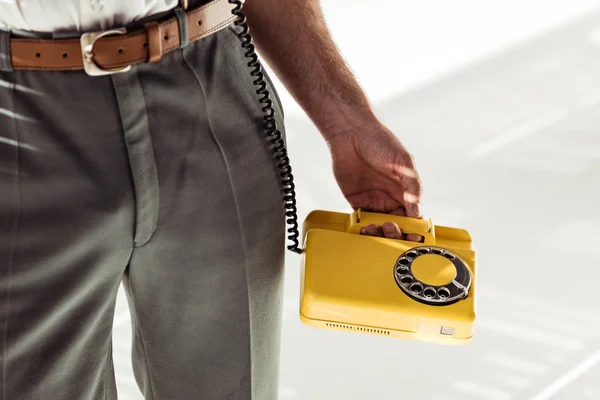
[316,106,381,142]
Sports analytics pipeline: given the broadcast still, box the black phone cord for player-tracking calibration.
[228,0,303,254]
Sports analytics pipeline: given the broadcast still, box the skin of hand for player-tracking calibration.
[326,122,424,242]
[243,0,424,241]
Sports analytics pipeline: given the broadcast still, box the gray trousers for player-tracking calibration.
[0,24,287,400]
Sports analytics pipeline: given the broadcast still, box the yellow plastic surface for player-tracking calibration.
[299,209,477,346]
[411,255,456,286]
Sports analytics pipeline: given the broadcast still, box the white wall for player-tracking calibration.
[274,0,600,115]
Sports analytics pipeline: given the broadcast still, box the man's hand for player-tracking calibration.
[243,0,424,241]
[326,123,424,242]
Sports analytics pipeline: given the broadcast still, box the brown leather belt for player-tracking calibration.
[7,0,237,76]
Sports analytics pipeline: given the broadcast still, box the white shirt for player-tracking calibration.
[0,0,179,33]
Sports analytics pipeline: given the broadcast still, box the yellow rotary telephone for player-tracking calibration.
[225,0,476,347]
[298,209,477,346]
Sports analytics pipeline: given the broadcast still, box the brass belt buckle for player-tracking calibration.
[80,28,132,76]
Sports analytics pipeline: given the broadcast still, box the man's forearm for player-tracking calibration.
[243,0,379,140]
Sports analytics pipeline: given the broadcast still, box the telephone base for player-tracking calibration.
[299,209,477,346]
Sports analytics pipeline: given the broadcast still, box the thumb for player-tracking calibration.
[403,182,423,219]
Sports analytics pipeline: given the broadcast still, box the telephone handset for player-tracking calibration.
[228,3,477,345]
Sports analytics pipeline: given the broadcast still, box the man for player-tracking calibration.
[0,0,423,398]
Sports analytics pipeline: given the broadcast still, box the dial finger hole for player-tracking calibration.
[410,282,423,294]
[423,287,436,298]
[444,253,456,260]
[437,287,451,299]
[406,251,418,258]
[417,248,430,254]
[431,248,443,255]
[400,275,413,285]
[398,258,410,265]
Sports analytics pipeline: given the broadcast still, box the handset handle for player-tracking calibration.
[345,209,436,244]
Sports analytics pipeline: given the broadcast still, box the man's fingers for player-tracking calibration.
[359,223,421,242]
[403,184,423,219]
[360,224,383,237]
[390,170,423,219]
[360,222,407,241]
[360,223,398,239]
[382,222,403,240]
[405,234,424,242]
[399,157,423,219]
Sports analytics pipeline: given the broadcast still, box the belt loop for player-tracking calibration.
[0,29,14,72]
[52,30,81,39]
[144,22,163,63]
[173,7,189,49]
